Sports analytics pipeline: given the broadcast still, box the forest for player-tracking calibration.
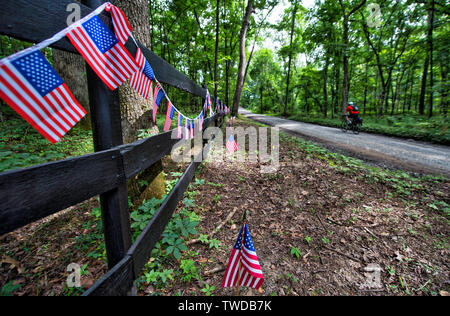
[0,0,449,298]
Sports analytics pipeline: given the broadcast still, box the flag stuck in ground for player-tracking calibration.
[226,133,238,153]
[222,222,264,290]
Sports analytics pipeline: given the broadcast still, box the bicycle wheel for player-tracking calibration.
[352,122,360,135]
[340,120,349,133]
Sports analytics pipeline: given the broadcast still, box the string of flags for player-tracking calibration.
[0,2,229,144]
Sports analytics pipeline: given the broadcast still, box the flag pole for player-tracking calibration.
[235,210,247,296]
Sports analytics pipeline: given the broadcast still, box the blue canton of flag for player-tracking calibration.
[0,50,86,143]
[66,15,138,90]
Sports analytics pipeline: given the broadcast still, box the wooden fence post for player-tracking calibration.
[82,0,132,271]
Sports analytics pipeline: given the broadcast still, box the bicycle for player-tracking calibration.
[341,115,361,135]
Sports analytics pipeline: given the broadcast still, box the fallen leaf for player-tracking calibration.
[1,255,23,274]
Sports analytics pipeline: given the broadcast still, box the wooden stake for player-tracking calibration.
[235,210,247,296]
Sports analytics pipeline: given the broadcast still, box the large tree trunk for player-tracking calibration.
[115,0,153,143]
[52,50,90,129]
[115,0,165,204]
[231,0,254,117]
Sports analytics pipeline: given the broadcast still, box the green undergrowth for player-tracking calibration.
[0,110,93,173]
[73,170,219,295]
[280,132,449,219]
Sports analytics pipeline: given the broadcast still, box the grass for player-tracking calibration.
[0,108,94,173]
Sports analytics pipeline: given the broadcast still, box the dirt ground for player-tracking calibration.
[1,119,449,296]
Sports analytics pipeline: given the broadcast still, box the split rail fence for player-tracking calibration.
[0,0,224,295]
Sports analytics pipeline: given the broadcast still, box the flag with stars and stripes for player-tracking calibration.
[177,112,183,139]
[66,15,138,90]
[129,48,154,99]
[222,223,264,289]
[152,82,165,123]
[105,3,132,44]
[184,118,189,140]
[226,133,238,153]
[163,101,175,132]
[0,50,86,144]
[198,112,203,131]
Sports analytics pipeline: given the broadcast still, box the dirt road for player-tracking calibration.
[240,108,450,177]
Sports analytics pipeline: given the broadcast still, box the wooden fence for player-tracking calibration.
[0,0,224,295]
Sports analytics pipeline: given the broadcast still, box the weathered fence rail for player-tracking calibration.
[0,0,224,295]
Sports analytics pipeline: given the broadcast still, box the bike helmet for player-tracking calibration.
[349,101,354,105]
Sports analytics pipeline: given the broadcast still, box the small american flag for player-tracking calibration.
[226,134,238,153]
[184,118,189,140]
[0,50,86,144]
[129,48,154,99]
[198,112,203,131]
[163,101,175,132]
[206,91,212,116]
[153,82,165,123]
[177,112,183,139]
[66,15,138,90]
[222,223,264,289]
[105,3,132,44]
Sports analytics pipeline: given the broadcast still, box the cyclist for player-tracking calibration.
[344,101,361,126]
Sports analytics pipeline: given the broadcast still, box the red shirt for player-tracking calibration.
[346,105,359,115]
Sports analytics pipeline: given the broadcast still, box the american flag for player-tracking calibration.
[226,134,238,153]
[129,48,154,99]
[198,112,203,131]
[184,118,189,140]
[105,3,132,44]
[66,15,138,90]
[177,112,183,139]
[222,223,264,289]
[0,50,86,144]
[153,82,165,123]
[206,90,212,116]
[163,101,175,132]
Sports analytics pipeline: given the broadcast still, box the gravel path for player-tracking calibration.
[240,108,450,177]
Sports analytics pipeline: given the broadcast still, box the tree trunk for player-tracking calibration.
[339,0,367,115]
[52,50,90,129]
[284,2,298,117]
[260,86,263,114]
[363,62,369,116]
[418,54,429,115]
[323,54,329,118]
[231,0,254,117]
[427,0,434,118]
[214,0,220,101]
[116,0,165,204]
[441,58,448,117]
